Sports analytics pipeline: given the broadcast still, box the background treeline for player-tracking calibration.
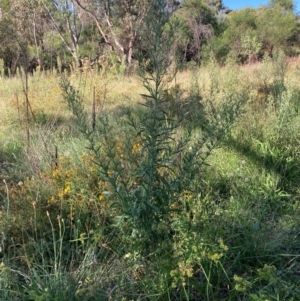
[0,0,299,76]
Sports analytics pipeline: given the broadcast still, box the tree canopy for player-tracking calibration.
[0,0,300,74]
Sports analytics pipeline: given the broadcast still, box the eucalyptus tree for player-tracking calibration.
[219,8,258,62]
[42,0,86,66]
[168,0,222,64]
[0,0,40,74]
[256,2,297,56]
[269,0,295,10]
[205,0,225,13]
[72,0,178,64]
[0,7,18,74]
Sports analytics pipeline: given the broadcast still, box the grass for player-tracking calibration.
[1,53,300,300]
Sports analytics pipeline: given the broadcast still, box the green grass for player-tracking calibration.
[1,54,300,300]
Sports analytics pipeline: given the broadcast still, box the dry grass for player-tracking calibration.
[1,56,298,146]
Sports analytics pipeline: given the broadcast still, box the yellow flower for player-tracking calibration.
[208,252,223,262]
[98,194,105,201]
[218,239,229,251]
[89,166,96,172]
[57,189,64,198]
[48,196,57,205]
[63,182,71,194]
[132,142,142,154]
[52,168,61,179]
[233,274,252,292]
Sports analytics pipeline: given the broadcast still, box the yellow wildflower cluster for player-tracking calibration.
[132,142,142,155]
[45,152,112,219]
[80,153,97,175]
[51,168,61,179]
[98,193,106,201]
[170,260,194,287]
[50,156,78,180]
[208,252,224,262]
[178,261,193,278]
[207,239,229,262]
[218,238,229,251]
[257,264,277,284]
[233,274,252,292]
[47,157,78,206]
[116,144,125,158]
[48,196,57,205]
[57,181,71,199]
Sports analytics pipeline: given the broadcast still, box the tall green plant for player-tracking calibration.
[60,0,247,251]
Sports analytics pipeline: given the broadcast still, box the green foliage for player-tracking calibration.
[60,1,246,254]
[0,58,4,77]
[256,4,297,55]
[269,0,295,10]
[43,31,64,54]
[229,7,257,29]
[209,8,258,62]
[209,3,298,63]
[241,30,262,58]
[169,0,219,63]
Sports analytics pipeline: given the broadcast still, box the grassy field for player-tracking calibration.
[1,52,300,301]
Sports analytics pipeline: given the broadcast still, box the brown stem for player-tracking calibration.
[92,86,96,131]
